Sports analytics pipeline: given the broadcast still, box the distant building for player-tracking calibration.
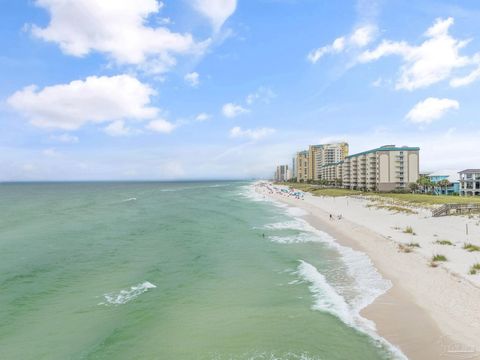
[295,151,309,182]
[291,157,296,180]
[427,172,460,195]
[342,145,420,191]
[459,169,480,196]
[274,165,290,182]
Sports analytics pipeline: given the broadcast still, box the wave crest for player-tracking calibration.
[100,281,156,305]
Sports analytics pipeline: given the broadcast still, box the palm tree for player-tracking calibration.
[438,179,451,195]
[416,176,430,193]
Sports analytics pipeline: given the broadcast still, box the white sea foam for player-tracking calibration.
[264,216,390,315]
[240,183,272,203]
[100,281,156,305]
[208,352,322,360]
[286,206,309,217]
[245,183,406,359]
[297,261,355,327]
[269,232,316,244]
[296,261,407,359]
[121,197,137,202]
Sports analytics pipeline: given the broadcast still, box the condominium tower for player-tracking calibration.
[274,165,290,182]
[304,143,349,181]
[342,145,420,191]
[295,151,309,182]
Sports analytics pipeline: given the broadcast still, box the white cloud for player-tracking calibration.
[350,25,377,47]
[308,24,377,63]
[229,126,275,140]
[450,53,480,87]
[146,119,176,133]
[371,78,383,87]
[359,17,475,90]
[195,112,211,122]
[308,37,345,64]
[42,148,60,157]
[184,72,200,87]
[246,87,276,105]
[193,0,237,32]
[50,133,79,143]
[31,0,207,74]
[222,103,249,118]
[104,120,134,137]
[405,97,459,124]
[7,75,158,130]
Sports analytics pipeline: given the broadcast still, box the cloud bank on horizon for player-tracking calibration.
[1,0,480,180]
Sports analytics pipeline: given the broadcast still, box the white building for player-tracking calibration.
[459,169,480,196]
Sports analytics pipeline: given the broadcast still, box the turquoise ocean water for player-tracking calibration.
[0,181,403,359]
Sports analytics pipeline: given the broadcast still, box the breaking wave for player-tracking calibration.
[99,281,156,305]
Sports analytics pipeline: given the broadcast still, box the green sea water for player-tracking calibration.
[0,181,401,359]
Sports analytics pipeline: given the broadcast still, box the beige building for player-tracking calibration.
[308,145,321,181]
[295,151,309,182]
[306,142,349,181]
[342,145,420,191]
[319,161,343,184]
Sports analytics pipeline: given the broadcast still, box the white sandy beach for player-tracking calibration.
[256,182,480,360]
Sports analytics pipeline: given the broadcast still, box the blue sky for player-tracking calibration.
[1,0,480,180]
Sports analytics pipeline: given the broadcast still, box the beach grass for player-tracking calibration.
[398,244,412,253]
[283,183,480,206]
[398,242,420,253]
[432,254,448,262]
[435,240,454,246]
[463,243,480,252]
[403,226,416,235]
[291,185,362,197]
[469,263,480,275]
[367,203,417,214]
[373,193,480,206]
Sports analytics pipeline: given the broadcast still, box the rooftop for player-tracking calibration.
[459,169,480,174]
[346,145,420,159]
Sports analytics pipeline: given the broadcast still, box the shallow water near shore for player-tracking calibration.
[0,181,401,359]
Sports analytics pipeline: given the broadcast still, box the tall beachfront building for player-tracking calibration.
[274,165,290,182]
[341,145,420,191]
[306,143,349,181]
[295,151,309,182]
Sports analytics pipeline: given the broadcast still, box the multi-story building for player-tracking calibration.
[295,151,309,182]
[305,142,349,181]
[427,172,460,195]
[308,145,322,181]
[459,169,480,196]
[319,161,343,184]
[342,145,420,191]
[291,157,296,181]
[274,165,290,182]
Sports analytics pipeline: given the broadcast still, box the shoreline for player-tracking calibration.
[257,183,480,360]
